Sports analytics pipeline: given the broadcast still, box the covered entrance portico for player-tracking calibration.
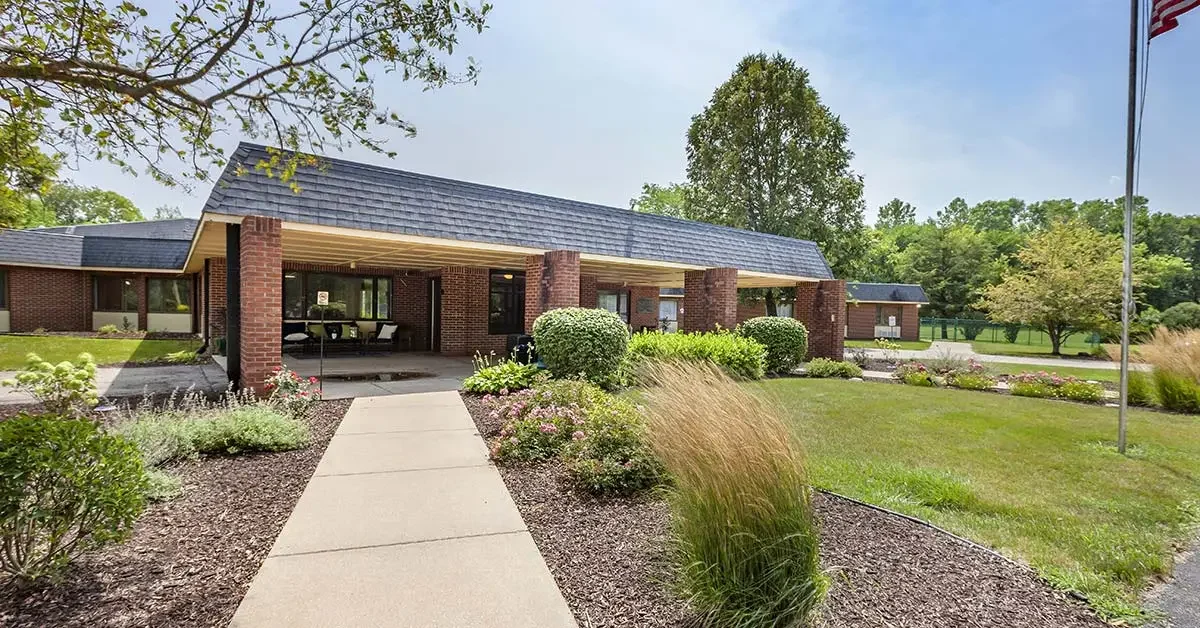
[184,215,844,392]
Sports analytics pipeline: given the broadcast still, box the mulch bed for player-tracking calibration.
[463,393,1107,628]
[0,399,352,628]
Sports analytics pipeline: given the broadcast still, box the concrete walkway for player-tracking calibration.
[0,362,228,405]
[850,340,1149,371]
[229,391,576,628]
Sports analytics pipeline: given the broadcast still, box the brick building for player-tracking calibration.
[1,142,851,390]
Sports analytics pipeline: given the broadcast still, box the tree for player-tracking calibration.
[0,114,58,227]
[153,204,184,220]
[0,0,490,187]
[876,198,916,229]
[897,224,996,321]
[40,183,143,224]
[977,221,1125,355]
[684,52,868,280]
[936,197,970,227]
[629,183,690,219]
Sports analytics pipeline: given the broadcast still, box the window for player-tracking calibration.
[489,270,525,335]
[775,303,793,318]
[148,278,191,313]
[876,304,902,326]
[658,299,678,332]
[598,289,629,323]
[0,270,6,309]
[94,276,137,312]
[281,272,391,320]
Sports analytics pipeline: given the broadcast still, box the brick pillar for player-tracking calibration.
[524,250,581,330]
[239,217,282,393]
[523,255,544,333]
[208,258,227,341]
[681,268,737,331]
[579,274,598,309]
[795,279,845,360]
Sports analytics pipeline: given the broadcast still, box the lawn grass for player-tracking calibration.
[0,335,201,369]
[971,339,1104,358]
[758,378,1200,622]
[844,338,931,351]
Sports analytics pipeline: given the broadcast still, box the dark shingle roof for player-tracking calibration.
[202,143,834,279]
[32,218,197,241]
[0,220,195,271]
[0,230,84,267]
[847,282,929,303]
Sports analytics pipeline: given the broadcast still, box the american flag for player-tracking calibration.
[1151,0,1200,38]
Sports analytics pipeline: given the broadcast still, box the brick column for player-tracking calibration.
[629,286,660,331]
[524,250,580,330]
[681,268,737,332]
[440,265,490,356]
[795,279,845,360]
[239,217,282,393]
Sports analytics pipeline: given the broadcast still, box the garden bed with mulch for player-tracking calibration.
[0,399,352,628]
[463,393,1107,628]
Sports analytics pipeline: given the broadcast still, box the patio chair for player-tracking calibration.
[368,323,399,351]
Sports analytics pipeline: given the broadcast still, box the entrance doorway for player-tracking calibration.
[428,277,442,352]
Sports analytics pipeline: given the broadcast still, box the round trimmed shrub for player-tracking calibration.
[533,308,630,386]
[735,316,809,374]
[1160,302,1200,331]
[0,415,148,582]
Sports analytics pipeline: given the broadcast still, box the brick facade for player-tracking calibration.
[5,266,89,331]
[238,216,283,392]
[440,265,507,357]
[207,258,227,341]
[737,300,767,324]
[681,268,738,332]
[629,285,660,331]
[579,274,598,309]
[845,302,920,340]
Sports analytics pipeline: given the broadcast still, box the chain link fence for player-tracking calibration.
[920,317,1101,349]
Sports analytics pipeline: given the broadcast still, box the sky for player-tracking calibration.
[66,0,1200,223]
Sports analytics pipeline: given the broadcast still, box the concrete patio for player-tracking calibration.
[229,390,576,628]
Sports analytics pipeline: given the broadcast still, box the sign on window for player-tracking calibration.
[316,291,329,306]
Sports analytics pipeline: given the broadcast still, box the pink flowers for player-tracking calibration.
[572,430,587,441]
[309,376,319,384]
[538,423,558,434]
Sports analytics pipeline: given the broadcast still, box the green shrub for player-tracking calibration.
[1004,323,1021,343]
[533,308,630,386]
[1127,371,1155,407]
[1160,302,1200,331]
[463,360,543,394]
[0,415,147,582]
[115,413,201,467]
[1010,381,1056,398]
[164,350,199,364]
[735,317,808,374]
[625,330,766,381]
[563,395,662,494]
[961,318,988,341]
[263,367,322,420]
[644,362,824,627]
[946,370,996,391]
[1153,369,1200,414]
[1,353,98,416]
[484,386,589,461]
[1059,380,1105,403]
[893,362,934,387]
[804,358,862,379]
[190,406,310,455]
[528,378,609,409]
[97,323,120,335]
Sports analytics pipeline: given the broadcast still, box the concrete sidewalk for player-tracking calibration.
[850,341,1149,371]
[229,391,576,628]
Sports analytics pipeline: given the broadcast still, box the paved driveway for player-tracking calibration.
[0,362,229,405]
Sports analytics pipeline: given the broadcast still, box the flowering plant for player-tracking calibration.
[263,367,322,419]
[893,361,934,387]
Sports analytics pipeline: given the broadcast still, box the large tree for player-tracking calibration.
[39,182,143,224]
[0,0,490,187]
[683,52,868,284]
[977,221,1125,355]
[0,114,58,227]
[629,182,690,219]
[897,224,996,321]
[876,198,916,229]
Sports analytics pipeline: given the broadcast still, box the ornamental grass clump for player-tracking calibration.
[643,361,825,628]
[1139,328,1200,414]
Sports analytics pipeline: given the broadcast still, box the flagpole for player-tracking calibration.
[1118,0,1140,455]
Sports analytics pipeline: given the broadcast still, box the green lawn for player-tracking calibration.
[758,378,1200,622]
[0,335,201,369]
[971,339,1106,358]
[844,338,931,351]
